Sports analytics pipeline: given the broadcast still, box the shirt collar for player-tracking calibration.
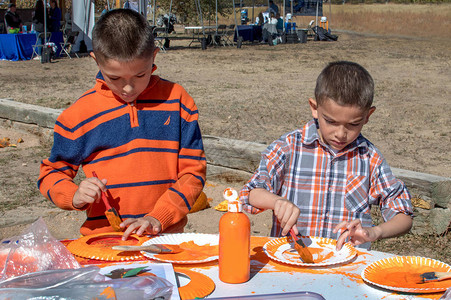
[301,119,370,153]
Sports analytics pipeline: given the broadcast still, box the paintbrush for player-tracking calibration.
[419,271,451,283]
[289,229,314,264]
[112,244,182,254]
[92,171,123,232]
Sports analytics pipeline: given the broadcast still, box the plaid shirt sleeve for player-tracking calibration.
[240,138,290,214]
[368,155,413,221]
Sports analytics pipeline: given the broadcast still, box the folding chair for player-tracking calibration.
[153,27,168,52]
[31,32,51,60]
[223,24,235,46]
[59,31,80,59]
[214,24,227,46]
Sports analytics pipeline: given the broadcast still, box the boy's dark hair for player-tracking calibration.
[315,61,374,110]
[92,9,155,63]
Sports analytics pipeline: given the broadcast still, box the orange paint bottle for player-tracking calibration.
[219,188,251,284]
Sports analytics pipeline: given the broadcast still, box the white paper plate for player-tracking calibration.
[263,236,357,267]
[361,256,451,293]
[141,233,219,264]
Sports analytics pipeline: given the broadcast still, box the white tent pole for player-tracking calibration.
[44,0,47,44]
[233,0,239,40]
[197,0,205,35]
[282,0,285,32]
[215,0,218,28]
[153,0,156,25]
[329,0,331,29]
[315,0,319,27]
[252,0,255,23]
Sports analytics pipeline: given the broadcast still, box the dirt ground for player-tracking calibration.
[0,30,450,263]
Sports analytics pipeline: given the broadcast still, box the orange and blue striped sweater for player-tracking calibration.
[38,70,206,236]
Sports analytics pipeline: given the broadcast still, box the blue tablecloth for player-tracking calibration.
[234,25,262,42]
[0,32,64,61]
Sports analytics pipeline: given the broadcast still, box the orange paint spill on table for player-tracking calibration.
[154,241,218,261]
[61,237,446,299]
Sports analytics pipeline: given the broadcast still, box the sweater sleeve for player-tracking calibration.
[147,86,206,231]
[37,110,86,211]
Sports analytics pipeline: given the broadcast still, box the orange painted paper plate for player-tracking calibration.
[263,236,357,267]
[66,232,149,261]
[141,233,219,264]
[174,268,216,300]
[361,256,451,293]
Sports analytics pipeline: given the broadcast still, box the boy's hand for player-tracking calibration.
[73,177,107,209]
[121,216,161,241]
[333,219,379,250]
[274,198,300,236]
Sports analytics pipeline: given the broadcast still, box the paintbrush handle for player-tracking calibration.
[436,272,451,280]
[113,245,164,252]
[92,171,112,210]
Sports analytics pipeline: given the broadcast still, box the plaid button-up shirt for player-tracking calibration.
[240,119,413,241]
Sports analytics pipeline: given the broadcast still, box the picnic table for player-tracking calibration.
[65,235,447,300]
[184,26,218,47]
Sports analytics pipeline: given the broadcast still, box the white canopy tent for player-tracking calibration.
[72,0,95,52]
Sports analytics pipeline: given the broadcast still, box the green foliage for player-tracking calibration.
[155,0,233,24]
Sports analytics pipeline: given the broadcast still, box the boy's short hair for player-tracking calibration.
[315,61,374,110]
[92,9,155,63]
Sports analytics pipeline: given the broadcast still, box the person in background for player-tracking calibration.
[48,0,61,32]
[38,9,206,241]
[64,6,72,33]
[4,4,22,34]
[276,12,284,34]
[261,12,278,43]
[32,0,46,32]
[294,0,305,13]
[240,61,413,250]
[255,12,264,26]
[101,4,109,15]
[268,0,279,15]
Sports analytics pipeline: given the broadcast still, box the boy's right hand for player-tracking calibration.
[72,177,108,209]
[274,198,300,236]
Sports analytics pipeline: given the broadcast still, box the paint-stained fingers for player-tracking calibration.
[121,222,138,241]
[333,220,349,234]
[336,229,350,251]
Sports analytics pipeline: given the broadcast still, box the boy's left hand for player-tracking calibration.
[120,216,161,241]
[333,219,378,250]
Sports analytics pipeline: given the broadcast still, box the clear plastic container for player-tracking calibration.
[209,291,326,300]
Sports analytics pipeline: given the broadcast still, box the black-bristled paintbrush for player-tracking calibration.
[419,271,451,283]
[92,171,123,232]
[289,228,314,264]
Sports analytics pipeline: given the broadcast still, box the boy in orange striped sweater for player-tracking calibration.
[38,9,206,240]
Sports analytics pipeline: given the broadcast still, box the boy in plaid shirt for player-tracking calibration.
[240,61,413,250]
